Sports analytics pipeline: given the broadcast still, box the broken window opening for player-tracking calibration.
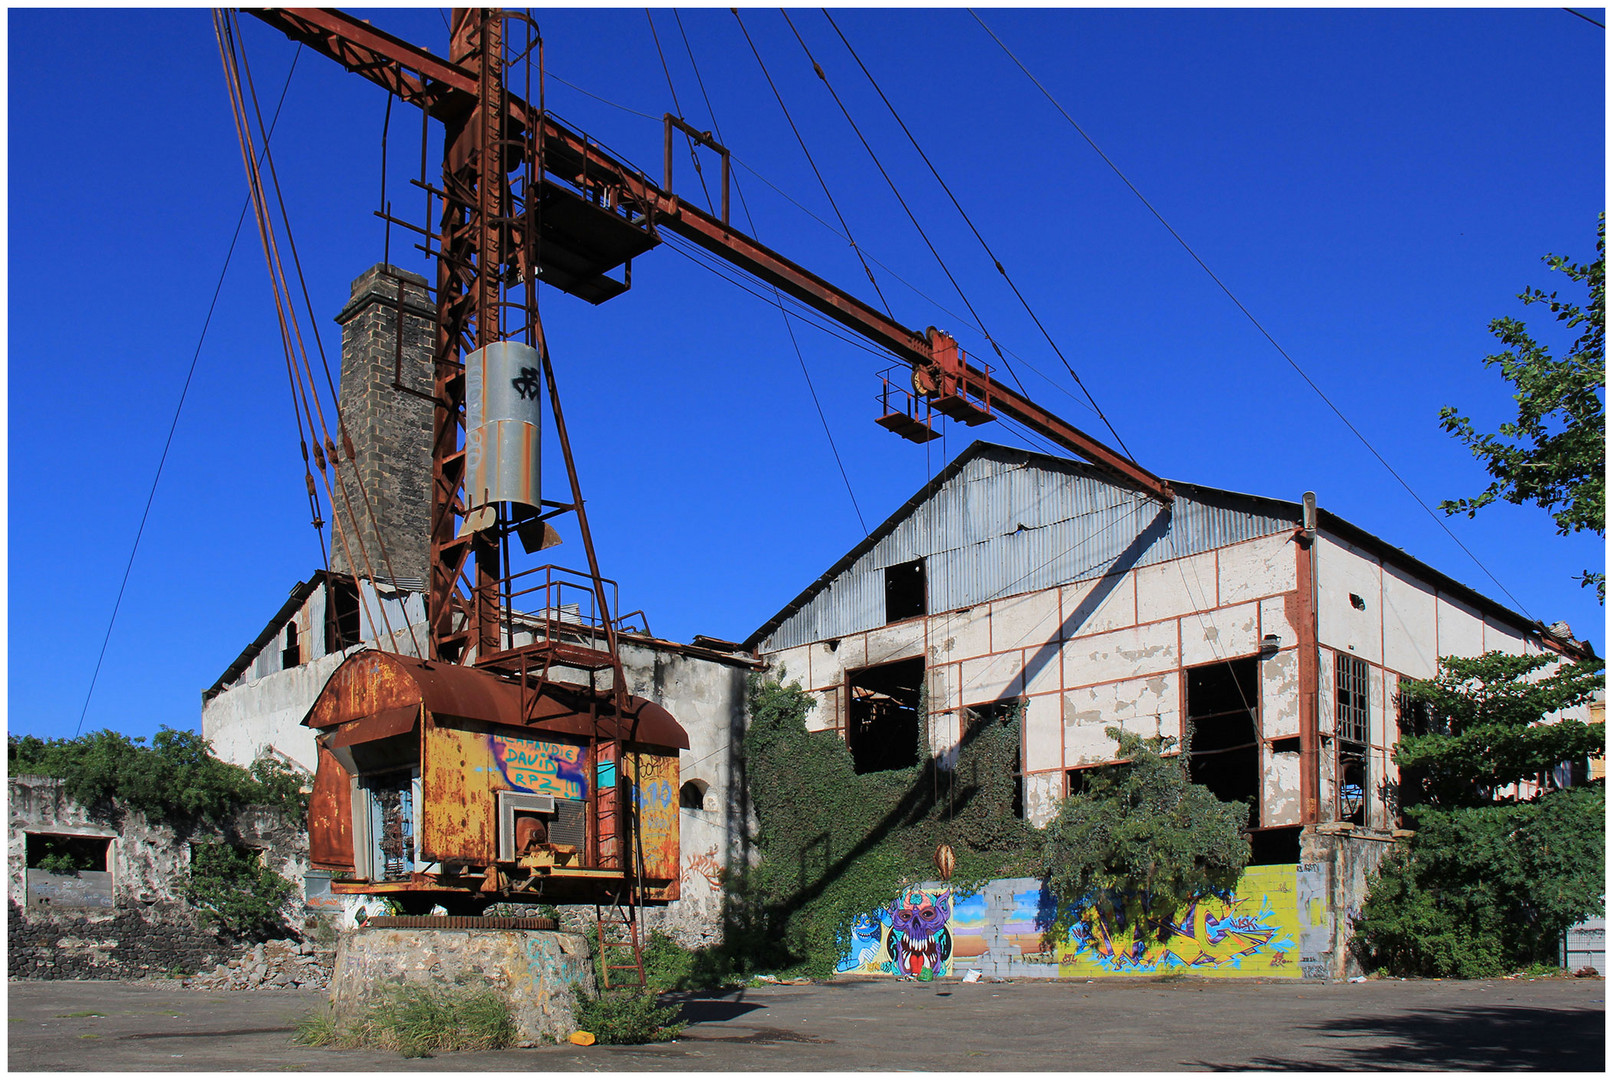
[326,577,362,653]
[1186,657,1260,827]
[282,622,300,670]
[26,833,110,874]
[1248,825,1302,866]
[884,559,926,624]
[847,656,924,774]
[679,779,708,811]
[1335,652,1369,825]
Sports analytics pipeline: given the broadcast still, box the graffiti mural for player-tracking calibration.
[491,735,586,800]
[886,887,953,979]
[1056,864,1300,977]
[838,865,1314,980]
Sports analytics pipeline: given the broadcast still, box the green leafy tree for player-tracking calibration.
[8,727,306,822]
[1439,215,1605,600]
[1041,728,1250,944]
[1395,651,1605,808]
[187,841,297,938]
[1353,651,1605,977]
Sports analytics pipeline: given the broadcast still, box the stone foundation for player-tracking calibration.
[330,926,595,1046]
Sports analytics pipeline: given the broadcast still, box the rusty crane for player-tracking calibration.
[222,7,1173,977]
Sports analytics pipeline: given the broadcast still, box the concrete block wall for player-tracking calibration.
[771,530,1308,828]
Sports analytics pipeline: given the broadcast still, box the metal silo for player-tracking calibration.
[461,340,542,535]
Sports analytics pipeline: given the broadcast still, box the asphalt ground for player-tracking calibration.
[6,974,1604,1071]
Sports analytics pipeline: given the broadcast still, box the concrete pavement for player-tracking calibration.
[6,974,1604,1071]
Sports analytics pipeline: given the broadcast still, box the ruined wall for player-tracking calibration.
[8,776,308,980]
[1300,825,1399,980]
[836,863,1329,981]
[771,530,1307,828]
[617,640,754,947]
[203,584,427,774]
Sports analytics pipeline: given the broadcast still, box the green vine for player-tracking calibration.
[731,676,1040,978]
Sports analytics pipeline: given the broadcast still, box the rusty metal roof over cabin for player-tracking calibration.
[301,650,689,749]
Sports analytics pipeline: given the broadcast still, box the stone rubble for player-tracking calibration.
[180,938,334,992]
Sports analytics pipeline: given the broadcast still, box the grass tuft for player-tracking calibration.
[295,982,516,1058]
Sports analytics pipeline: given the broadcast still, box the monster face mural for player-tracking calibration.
[886,887,953,980]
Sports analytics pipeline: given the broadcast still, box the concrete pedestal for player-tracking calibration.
[330,927,596,1046]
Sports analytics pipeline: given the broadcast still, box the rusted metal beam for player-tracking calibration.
[247,8,1173,508]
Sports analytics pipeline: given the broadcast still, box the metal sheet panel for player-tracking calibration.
[308,745,355,871]
[419,716,497,865]
[464,340,542,515]
[761,448,1296,652]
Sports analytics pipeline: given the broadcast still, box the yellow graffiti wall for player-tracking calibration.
[1057,864,1301,977]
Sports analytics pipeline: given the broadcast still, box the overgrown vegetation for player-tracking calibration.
[1352,651,1606,978]
[1439,214,1604,600]
[8,727,306,822]
[295,983,516,1058]
[572,987,684,1045]
[1041,728,1250,944]
[187,842,297,939]
[728,675,1040,978]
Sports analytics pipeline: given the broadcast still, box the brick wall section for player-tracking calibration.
[330,264,436,586]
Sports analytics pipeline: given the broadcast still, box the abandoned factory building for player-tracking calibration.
[188,263,1594,947]
[746,441,1597,863]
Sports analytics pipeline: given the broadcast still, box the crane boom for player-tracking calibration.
[247,7,1172,502]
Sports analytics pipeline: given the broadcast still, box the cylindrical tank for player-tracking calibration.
[463,341,542,528]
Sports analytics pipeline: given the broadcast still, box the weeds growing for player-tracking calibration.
[294,983,516,1058]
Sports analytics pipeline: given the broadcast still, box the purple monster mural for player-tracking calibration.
[886,887,952,980]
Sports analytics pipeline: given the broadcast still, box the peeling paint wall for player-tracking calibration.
[769,526,1309,829]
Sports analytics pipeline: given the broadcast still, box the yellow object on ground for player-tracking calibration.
[568,1031,596,1046]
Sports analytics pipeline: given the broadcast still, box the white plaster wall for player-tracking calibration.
[1259,595,1299,652]
[864,621,927,667]
[1135,551,1218,623]
[1264,750,1303,826]
[990,589,1062,654]
[1022,771,1064,828]
[1435,595,1486,658]
[929,608,989,663]
[1061,572,1136,637]
[1060,619,1179,688]
[1317,536,1384,665]
[1262,648,1302,739]
[1061,672,1180,764]
[202,649,354,773]
[1219,532,1299,605]
[1180,602,1260,667]
[1382,563,1438,680]
[962,652,1026,703]
[1022,694,1062,773]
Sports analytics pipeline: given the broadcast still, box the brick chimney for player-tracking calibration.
[329,264,436,588]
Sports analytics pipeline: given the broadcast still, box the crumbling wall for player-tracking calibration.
[1301,824,1399,979]
[8,775,310,980]
[618,641,753,947]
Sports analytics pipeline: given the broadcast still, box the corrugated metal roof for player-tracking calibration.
[755,444,1295,652]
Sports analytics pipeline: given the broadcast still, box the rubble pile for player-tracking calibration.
[181,938,333,992]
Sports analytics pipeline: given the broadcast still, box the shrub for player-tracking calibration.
[1042,728,1249,943]
[186,842,297,939]
[573,987,684,1045]
[295,983,516,1058]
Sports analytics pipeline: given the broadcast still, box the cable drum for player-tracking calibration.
[462,340,543,535]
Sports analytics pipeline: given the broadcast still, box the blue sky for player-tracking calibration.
[7,7,1605,743]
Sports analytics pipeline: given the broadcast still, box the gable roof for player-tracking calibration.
[745,441,1594,658]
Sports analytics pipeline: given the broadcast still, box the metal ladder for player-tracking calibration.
[594,769,649,990]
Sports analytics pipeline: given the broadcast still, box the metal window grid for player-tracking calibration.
[1335,652,1370,744]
